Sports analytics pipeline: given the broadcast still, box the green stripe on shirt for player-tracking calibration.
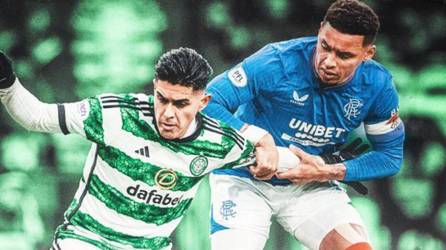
[88,175,194,225]
[84,98,105,144]
[69,211,171,249]
[119,104,236,159]
[97,145,204,192]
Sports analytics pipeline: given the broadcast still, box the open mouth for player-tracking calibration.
[161,123,176,130]
[320,68,337,77]
[318,69,339,83]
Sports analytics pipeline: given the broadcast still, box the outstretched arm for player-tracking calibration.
[0,52,62,133]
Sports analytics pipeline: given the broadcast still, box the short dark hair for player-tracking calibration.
[323,0,380,45]
[154,47,213,91]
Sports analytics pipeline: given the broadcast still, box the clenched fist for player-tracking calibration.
[0,51,16,88]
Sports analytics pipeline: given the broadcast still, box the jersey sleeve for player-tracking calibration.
[0,79,111,146]
[204,44,281,130]
[220,127,256,169]
[62,96,105,144]
[63,93,151,145]
[0,79,69,134]
[364,74,403,137]
[344,74,405,181]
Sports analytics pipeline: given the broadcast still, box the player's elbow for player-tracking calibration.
[13,116,45,132]
[9,103,58,133]
[386,158,402,177]
[381,149,404,177]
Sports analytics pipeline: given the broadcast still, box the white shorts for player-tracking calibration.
[209,173,366,250]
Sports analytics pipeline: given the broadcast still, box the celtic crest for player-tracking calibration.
[189,156,208,176]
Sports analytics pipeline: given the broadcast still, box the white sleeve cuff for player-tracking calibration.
[277,146,301,172]
[240,125,269,145]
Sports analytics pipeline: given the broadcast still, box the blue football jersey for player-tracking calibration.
[204,37,405,183]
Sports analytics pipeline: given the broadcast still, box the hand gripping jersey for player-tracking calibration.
[204,37,405,184]
[48,94,254,249]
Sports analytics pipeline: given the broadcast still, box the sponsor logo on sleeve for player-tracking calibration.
[77,101,89,117]
[386,108,401,129]
[228,65,248,87]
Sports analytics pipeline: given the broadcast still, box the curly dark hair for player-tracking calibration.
[323,0,380,45]
[154,47,213,91]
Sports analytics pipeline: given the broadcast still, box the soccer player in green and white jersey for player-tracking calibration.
[0,48,255,250]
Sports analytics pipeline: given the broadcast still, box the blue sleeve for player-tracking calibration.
[344,73,405,181]
[344,124,405,181]
[203,44,281,130]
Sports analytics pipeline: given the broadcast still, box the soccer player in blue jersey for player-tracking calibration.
[204,0,405,250]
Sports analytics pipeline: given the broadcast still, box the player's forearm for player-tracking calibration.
[344,151,401,181]
[344,134,404,181]
[0,78,60,133]
[323,163,346,181]
[277,147,346,182]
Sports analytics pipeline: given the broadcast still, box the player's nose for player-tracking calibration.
[324,52,336,68]
[163,103,175,118]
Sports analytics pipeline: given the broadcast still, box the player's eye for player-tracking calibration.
[173,101,189,108]
[321,41,330,51]
[337,52,353,60]
[156,94,169,104]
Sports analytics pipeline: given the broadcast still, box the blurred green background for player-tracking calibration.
[0,0,445,249]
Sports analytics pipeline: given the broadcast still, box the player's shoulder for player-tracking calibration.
[200,114,246,150]
[355,60,395,95]
[95,92,153,116]
[353,60,399,109]
[256,36,317,58]
[361,60,393,84]
[244,36,316,77]
[272,36,317,52]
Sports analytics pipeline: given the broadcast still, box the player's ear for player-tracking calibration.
[152,79,158,91]
[199,94,212,111]
[363,44,376,61]
[319,21,324,32]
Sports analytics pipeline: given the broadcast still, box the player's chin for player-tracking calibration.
[318,72,340,84]
[320,76,340,85]
[159,130,179,140]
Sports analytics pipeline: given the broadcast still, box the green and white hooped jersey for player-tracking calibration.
[55,93,254,250]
